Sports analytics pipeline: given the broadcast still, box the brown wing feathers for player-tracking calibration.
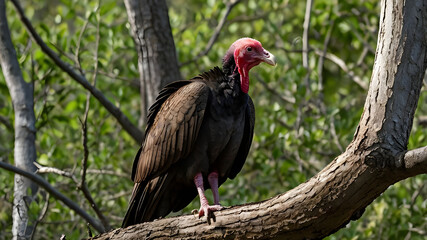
[133,81,209,183]
[123,81,210,226]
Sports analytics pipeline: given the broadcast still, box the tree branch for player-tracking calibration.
[0,0,38,237]
[29,192,49,240]
[403,145,427,176]
[0,159,106,234]
[90,145,427,240]
[10,0,143,144]
[302,0,313,93]
[314,49,368,90]
[89,0,427,239]
[253,73,295,105]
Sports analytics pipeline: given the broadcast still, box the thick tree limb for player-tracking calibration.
[9,0,143,144]
[403,146,427,175]
[0,0,37,238]
[0,160,106,234]
[89,147,427,240]
[90,0,427,239]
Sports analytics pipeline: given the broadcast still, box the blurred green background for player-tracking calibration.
[0,0,425,239]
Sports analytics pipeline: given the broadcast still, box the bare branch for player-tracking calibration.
[403,146,427,175]
[74,15,90,75]
[10,0,144,143]
[29,192,49,240]
[37,165,129,179]
[35,163,77,180]
[302,0,313,69]
[0,159,106,233]
[253,73,295,105]
[302,0,313,93]
[81,1,101,188]
[76,8,111,230]
[317,18,335,92]
[314,49,369,90]
[84,169,129,178]
[417,115,427,126]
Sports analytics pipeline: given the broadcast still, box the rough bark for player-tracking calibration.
[124,0,181,127]
[0,0,37,239]
[90,0,427,239]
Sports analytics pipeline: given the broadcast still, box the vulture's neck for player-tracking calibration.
[222,55,242,95]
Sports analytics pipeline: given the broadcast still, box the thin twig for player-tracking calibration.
[49,41,76,64]
[37,164,128,179]
[253,73,295,108]
[302,0,313,93]
[84,169,129,178]
[29,192,50,240]
[0,159,106,233]
[315,17,343,152]
[74,17,90,75]
[80,5,100,188]
[78,6,111,230]
[34,68,53,124]
[10,0,143,143]
[317,18,335,93]
[35,163,77,180]
[180,0,241,67]
[105,190,133,202]
[87,69,138,84]
[0,115,12,129]
[329,115,344,152]
[314,49,368,90]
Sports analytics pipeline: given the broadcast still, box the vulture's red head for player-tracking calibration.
[224,38,276,93]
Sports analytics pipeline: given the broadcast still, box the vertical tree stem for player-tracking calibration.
[0,0,37,238]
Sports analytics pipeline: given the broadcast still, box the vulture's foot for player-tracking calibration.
[194,204,223,224]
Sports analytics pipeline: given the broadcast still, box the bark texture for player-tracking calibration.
[91,0,427,239]
[0,0,37,239]
[124,0,181,127]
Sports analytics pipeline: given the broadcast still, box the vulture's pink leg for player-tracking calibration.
[208,171,221,205]
[194,172,223,223]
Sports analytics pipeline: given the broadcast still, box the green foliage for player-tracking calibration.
[0,0,425,239]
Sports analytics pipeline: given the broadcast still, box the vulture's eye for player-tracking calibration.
[246,47,252,52]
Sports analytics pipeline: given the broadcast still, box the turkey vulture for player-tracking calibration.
[122,38,276,227]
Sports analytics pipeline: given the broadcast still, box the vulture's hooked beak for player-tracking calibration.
[261,49,277,66]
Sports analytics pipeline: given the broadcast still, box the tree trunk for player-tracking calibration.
[0,0,38,239]
[89,0,427,239]
[124,0,181,128]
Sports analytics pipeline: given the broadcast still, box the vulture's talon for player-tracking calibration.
[191,209,199,216]
[198,204,223,224]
